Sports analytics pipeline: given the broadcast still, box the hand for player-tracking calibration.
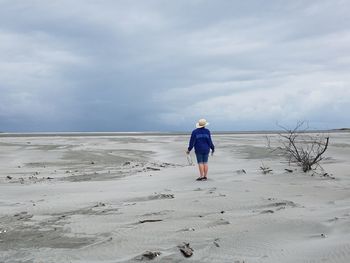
[211,151,214,156]
[186,150,190,154]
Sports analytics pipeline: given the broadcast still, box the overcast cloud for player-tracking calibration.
[0,0,349,132]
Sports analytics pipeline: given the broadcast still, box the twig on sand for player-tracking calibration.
[138,219,163,224]
[312,171,335,179]
[145,167,161,171]
[260,162,273,174]
[235,169,246,174]
[213,238,220,247]
[140,251,161,260]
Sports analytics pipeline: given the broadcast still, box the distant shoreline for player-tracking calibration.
[0,129,349,137]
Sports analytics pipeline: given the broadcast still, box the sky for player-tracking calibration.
[0,0,349,132]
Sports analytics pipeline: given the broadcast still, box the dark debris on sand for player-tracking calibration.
[137,251,161,260]
[178,242,193,257]
[138,219,163,224]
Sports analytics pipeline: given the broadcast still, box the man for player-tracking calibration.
[186,118,215,181]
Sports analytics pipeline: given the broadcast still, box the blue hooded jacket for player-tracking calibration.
[188,128,215,154]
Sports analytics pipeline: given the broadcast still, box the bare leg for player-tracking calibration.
[198,163,205,177]
[203,163,208,178]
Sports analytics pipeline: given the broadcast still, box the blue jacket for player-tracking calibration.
[188,128,215,154]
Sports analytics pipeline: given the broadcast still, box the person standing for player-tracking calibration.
[186,119,215,181]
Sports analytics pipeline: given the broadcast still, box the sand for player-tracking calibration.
[0,132,350,263]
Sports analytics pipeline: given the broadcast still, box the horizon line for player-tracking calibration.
[0,128,349,137]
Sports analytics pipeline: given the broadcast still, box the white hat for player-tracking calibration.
[196,118,209,128]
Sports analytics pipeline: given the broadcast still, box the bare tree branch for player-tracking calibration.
[269,122,330,172]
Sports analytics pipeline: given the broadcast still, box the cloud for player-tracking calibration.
[0,0,349,131]
[0,29,88,127]
[155,71,350,130]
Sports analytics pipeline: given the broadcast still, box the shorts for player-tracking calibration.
[195,153,209,164]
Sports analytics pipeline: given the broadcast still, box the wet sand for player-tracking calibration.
[1,132,350,262]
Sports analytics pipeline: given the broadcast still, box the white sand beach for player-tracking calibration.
[1,132,350,263]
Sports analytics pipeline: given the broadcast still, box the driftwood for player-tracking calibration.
[138,219,163,224]
[272,122,330,172]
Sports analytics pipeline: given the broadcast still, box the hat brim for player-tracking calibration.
[196,122,209,128]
